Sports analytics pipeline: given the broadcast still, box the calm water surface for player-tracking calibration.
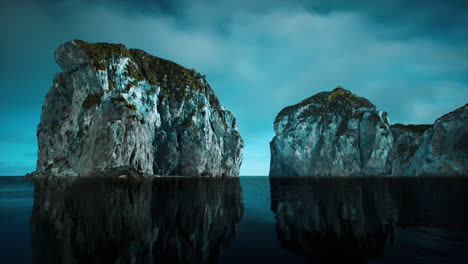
[0,176,467,264]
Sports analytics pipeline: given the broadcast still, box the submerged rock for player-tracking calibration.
[270,87,467,176]
[33,40,243,177]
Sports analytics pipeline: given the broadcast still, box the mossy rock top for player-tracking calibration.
[275,87,375,123]
[71,40,216,105]
[391,123,432,134]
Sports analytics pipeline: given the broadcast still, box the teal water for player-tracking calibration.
[0,176,467,264]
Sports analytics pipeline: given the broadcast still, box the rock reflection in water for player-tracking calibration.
[30,177,243,264]
[270,177,397,263]
[270,177,468,263]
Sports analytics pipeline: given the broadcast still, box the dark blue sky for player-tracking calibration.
[0,0,467,175]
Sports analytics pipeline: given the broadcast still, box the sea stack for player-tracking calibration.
[270,87,467,176]
[32,40,243,177]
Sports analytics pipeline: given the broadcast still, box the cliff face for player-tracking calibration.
[30,177,243,264]
[385,124,431,175]
[270,87,393,176]
[34,40,243,177]
[270,87,467,176]
[392,105,467,175]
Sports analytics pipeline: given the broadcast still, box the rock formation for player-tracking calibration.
[30,177,243,264]
[388,105,467,175]
[32,40,243,177]
[270,87,393,176]
[270,87,467,176]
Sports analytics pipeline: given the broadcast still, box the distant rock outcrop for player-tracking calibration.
[32,40,243,177]
[389,105,467,175]
[270,87,467,176]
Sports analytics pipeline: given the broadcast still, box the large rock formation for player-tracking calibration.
[270,87,467,176]
[30,177,243,264]
[270,87,393,176]
[33,40,243,177]
[388,105,467,175]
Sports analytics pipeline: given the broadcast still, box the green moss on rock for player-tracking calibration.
[82,93,103,110]
[276,87,375,123]
[74,40,221,108]
[111,96,137,111]
[182,118,194,129]
[336,116,350,136]
[74,40,130,71]
[391,123,432,134]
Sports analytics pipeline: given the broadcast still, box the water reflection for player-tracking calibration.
[270,177,468,263]
[30,177,243,264]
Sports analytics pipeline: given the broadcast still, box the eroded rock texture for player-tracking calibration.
[34,40,243,177]
[270,87,393,176]
[389,105,467,175]
[30,177,243,264]
[270,87,467,176]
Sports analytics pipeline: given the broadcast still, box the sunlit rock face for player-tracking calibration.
[270,87,393,176]
[270,87,467,176]
[30,177,243,264]
[390,104,467,176]
[33,40,243,177]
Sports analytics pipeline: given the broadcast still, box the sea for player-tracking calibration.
[0,176,467,264]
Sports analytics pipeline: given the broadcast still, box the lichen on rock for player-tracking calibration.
[32,40,243,177]
[270,87,467,176]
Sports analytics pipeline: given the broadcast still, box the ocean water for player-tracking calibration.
[0,176,467,264]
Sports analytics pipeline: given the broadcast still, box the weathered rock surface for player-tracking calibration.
[270,87,467,176]
[33,40,243,177]
[390,105,467,176]
[270,87,393,176]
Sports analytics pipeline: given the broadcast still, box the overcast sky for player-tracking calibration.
[0,0,467,175]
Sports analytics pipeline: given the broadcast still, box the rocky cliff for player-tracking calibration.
[270,87,467,176]
[389,105,467,175]
[33,40,243,177]
[270,87,393,176]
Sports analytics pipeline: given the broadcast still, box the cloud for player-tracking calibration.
[0,0,467,175]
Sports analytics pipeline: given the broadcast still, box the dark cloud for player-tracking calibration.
[0,0,467,175]
[76,0,468,41]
